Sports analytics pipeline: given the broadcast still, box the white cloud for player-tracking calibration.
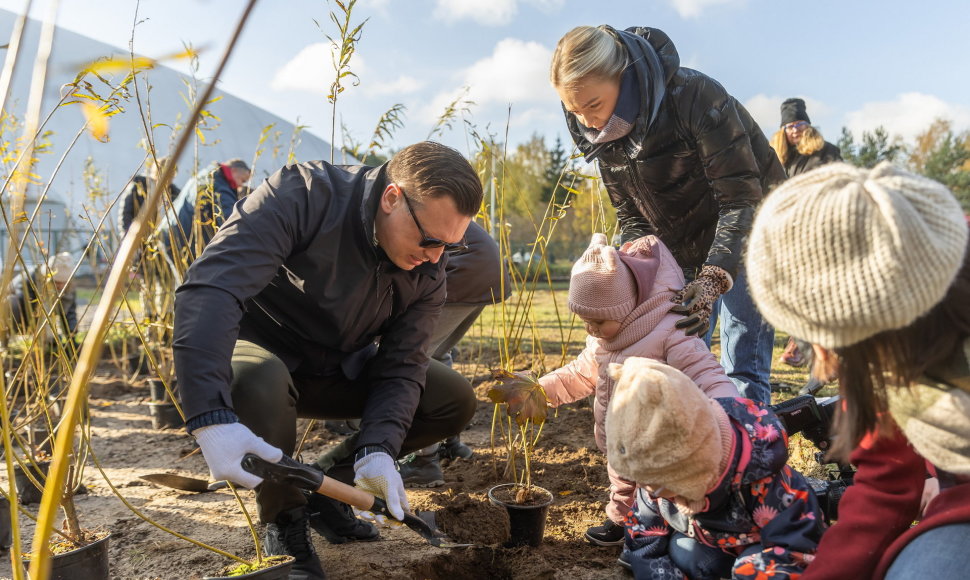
[669,0,746,19]
[418,38,556,131]
[743,94,831,136]
[844,92,970,144]
[271,43,368,94]
[434,0,564,26]
[462,38,555,105]
[363,75,424,97]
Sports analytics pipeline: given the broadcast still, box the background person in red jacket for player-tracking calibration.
[746,162,970,579]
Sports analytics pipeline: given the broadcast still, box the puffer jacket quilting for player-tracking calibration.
[563,26,785,278]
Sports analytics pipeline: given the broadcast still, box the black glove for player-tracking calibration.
[670,265,732,336]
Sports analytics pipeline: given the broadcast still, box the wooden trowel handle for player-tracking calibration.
[240,453,388,516]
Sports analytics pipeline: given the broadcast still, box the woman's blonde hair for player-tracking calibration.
[770,125,825,166]
[550,25,626,90]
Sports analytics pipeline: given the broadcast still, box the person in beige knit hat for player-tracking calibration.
[606,357,824,579]
[5,252,78,353]
[746,161,970,580]
[541,233,738,548]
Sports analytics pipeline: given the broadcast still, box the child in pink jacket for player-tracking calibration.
[540,233,739,546]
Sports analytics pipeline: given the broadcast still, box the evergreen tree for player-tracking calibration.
[838,126,904,168]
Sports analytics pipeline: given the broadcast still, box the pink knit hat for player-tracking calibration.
[568,233,637,321]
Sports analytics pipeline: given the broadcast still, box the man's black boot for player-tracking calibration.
[264,506,326,580]
[306,492,379,544]
[439,435,473,460]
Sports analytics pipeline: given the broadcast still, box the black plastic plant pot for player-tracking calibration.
[147,378,178,402]
[487,483,554,547]
[0,496,11,551]
[23,533,110,580]
[203,556,294,579]
[147,402,184,430]
[13,460,50,505]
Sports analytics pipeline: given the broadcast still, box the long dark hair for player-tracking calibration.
[828,241,970,460]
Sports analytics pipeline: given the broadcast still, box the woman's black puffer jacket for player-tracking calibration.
[564,27,785,278]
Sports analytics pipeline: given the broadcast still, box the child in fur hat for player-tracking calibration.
[539,233,739,547]
[607,357,825,579]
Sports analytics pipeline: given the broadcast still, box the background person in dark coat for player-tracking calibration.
[117,154,181,236]
[770,98,843,178]
[549,25,785,406]
[5,252,78,353]
[157,158,251,265]
[173,142,483,579]
[769,98,843,373]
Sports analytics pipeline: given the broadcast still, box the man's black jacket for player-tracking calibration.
[174,161,446,456]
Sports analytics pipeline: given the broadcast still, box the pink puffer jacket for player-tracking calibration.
[540,236,738,453]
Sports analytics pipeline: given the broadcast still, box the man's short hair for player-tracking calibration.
[225,158,251,172]
[386,142,482,217]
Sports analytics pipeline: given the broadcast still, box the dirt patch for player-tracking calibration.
[0,364,624,579]
[427,492,510,546]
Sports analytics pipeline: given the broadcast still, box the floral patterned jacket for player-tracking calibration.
[624,398,826,579]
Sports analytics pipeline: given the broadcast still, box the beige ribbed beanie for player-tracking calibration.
[568,233,637,321]
[606,357,734,502]
[747,162,968,348]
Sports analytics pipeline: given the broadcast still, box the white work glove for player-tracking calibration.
[351,506,404,528]
[193,422,283,489]
[353,451,410,521]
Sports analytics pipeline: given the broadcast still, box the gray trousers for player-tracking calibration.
[229,340,477,522]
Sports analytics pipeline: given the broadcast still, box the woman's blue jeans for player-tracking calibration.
[697,267,774,405]
[885,523,970,579]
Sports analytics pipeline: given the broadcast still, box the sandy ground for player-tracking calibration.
[0,361,629,580]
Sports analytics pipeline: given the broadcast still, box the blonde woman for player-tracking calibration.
[550,25,785,410]
[770,98,842,178]
[770,98,842,369]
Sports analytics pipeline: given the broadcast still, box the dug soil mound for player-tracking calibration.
[0,363,624,579]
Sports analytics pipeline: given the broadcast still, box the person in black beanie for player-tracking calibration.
[771,98,842,178]
[770,98,842,370]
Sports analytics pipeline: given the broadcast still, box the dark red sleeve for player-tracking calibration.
[802,423,925,579]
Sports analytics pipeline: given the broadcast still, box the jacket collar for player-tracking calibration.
[566,26,680,161]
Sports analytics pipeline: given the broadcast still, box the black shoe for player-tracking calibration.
[439,436,473,460]
[617,549,633,572]
[306,492,379,544]
[264,506,326,580]
[323,420,359,436]
[399,453,445,488]
[585,519,625,546]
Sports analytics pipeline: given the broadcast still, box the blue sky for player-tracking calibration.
[4,0,969,158]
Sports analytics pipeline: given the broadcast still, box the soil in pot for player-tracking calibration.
[487,483,554,548]
[203,555,294,579]
[22,530,110,580]
[428,492,510,545]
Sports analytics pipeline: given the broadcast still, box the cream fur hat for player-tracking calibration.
[747,162,968,348]
[47,252,73,284]
[568,233,637,321]
[606,357,734,502]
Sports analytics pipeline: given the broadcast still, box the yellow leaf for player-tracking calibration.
[83,55,155,76]
[558,490,573,496]
[81,102,110,142]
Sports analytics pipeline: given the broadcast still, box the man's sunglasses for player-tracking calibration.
[400,188,467,253]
